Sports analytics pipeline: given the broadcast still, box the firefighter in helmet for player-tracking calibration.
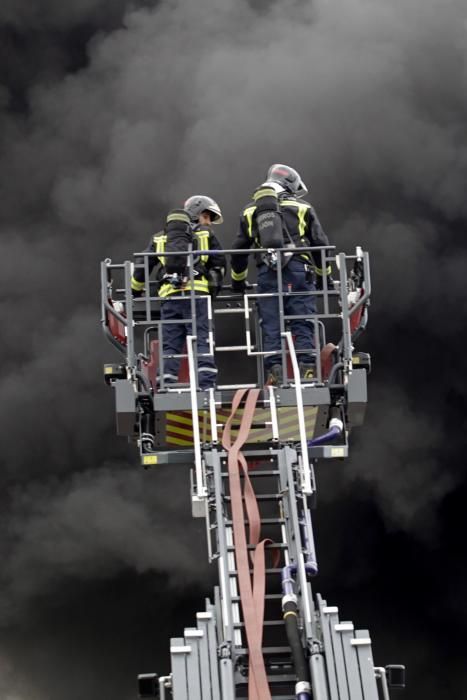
[230,164,332,385]
[131,196,225,390]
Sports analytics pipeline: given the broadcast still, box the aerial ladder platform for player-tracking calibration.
[101,244,405,700]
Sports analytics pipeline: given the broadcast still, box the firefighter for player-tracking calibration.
[230,164,332,385]
[131,196,225,390]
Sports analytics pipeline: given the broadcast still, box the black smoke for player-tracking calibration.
[1,0,466,696]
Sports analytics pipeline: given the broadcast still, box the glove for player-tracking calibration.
[231,279,250,294]
[131,288,143,298]
[207,268,224,298]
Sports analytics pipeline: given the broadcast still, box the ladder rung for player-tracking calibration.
[229,567,283,576]
[235,646,292,655]
[237,673,297,684]
[234,620,284,628]
[253,696,296,700]
[224,518,285,526]
[232,593,282,602]
[221,470,280,477]
[224,494,282,501]
[227,543,288,551]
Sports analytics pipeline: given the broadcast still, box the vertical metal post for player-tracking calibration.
[211,452,234,645]
[374,668,391,700]
[170,639,190,700]
[197,610,221,700]
[124,261,136,370]
[338,252,352,379]
[188,244,199,391]
[313,317,322,383]
[244,292,253,355]
[219,658,236,700]
[276,252,288,379]
[352,630,380,699]
[321,248,330,317]
[206,293,214,358]
[268,386,279,441]
[144,253,151,323]
[283,331,312,495]
[157,319,165,391]
[100,261,109,327]
[187,336,205,501]
[209,388,218,444]
[310,643,331,700]
[255,299,265,386]
[363,251,372,296]
[184,629,203,700]
[158,675,170,700]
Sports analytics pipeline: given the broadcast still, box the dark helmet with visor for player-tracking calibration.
[266,164,308,198]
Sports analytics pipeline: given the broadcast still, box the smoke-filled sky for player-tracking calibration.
[1,0,466,697]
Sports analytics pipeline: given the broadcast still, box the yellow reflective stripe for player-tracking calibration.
[166,436,193,446]
[167,212,190,224]
[165,423,194,438]
[194,230,210,263]
[131,277,145,291]
[278,200,309,237]
[253,187,277,201]
[243,206,256,238]
[159,280,210,297]
[231,268,248,281]
[280,199,310,207]
[314,265,332,276]
[153,234,167,266]
[297,203,307,238]
[166,413,194,427]
[190,280,209,291]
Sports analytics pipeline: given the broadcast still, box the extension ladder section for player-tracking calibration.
[164,380,390,700]
[168,594,384,700]
[168,442,385,699]
[314,594,381,700]
[213,446,305,699]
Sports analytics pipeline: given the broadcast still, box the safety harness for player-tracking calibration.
[245,191,312,270]
[153,210,211,297]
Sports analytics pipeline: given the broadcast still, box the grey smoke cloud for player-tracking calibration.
[0,466,209,620]
[344,382,456,536]
[0,0,153,30]
[1,0,466,696]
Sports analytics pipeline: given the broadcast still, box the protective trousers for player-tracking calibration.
[257,257,316,372]
[160,294,217,389]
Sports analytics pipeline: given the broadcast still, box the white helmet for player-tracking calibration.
[266,164,308,198]
[184,195,223,224]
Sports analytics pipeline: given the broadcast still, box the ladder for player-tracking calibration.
[160,384,392,700]
[164,440,389,700]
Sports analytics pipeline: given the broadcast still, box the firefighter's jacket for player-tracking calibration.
[131,225,226,298]
[231,194,331,282]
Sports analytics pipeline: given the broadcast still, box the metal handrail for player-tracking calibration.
[187,335,205,501]
[283,331,312,495]
[101,246,370,391]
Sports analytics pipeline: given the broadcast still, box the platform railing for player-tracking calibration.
[101,245,370,392]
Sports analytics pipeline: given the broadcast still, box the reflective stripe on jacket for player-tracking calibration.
[231,196,330,280]
[131,226,225,295]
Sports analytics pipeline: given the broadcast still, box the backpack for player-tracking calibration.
[163,209,192,275]
[253,185,296,267]
[253,184,284,249]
